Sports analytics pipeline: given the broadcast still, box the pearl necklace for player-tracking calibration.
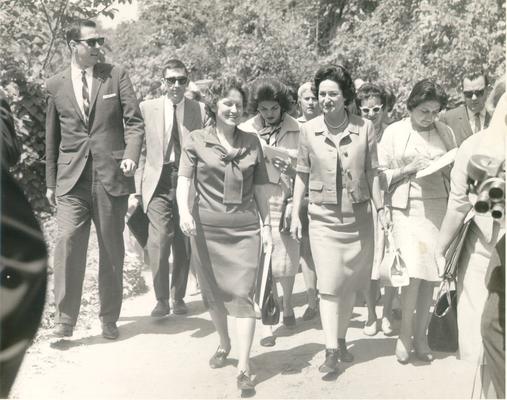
[324,116,348,130]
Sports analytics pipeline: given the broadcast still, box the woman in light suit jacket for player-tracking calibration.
[378,79,456,364]
[239,78,301,346]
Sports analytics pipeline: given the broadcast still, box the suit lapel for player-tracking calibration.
[155,97,165,155]
[89,64,104,115]
[458,105,473,137]
[62,69,87,125]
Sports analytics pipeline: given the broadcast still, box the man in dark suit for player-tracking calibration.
[133,59,210,317]
[45,19,144,339]
[440,70,491,146]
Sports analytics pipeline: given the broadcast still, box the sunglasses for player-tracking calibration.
[360,105,383,114]
[463,89,485,98]
[76,37,105,47]
[163,77,188,85]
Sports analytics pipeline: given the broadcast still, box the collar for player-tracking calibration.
[165,96,185,109]
[71,62,94,78]
[466,105,487,119]
[203,126,239,147]
[314,113,360,137]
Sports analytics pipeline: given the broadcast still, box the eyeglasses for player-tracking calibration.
[163,77,188,85]
[76,37,105,47]
[360,105,383,114]
[463,89,485,98]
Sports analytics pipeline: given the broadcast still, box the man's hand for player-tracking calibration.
[127,194,141,217]
[46,188,56,207]
[120,159,137,177]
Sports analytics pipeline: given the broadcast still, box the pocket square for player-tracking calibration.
[103,93,117,99]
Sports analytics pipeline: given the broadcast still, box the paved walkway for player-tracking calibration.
[12,272,478,399]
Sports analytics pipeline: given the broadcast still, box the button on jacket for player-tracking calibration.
[296,114,378,204]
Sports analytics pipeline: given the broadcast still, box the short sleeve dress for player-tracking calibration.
[179,126,269,317]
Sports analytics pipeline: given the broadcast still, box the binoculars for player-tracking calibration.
[467,155,505,219]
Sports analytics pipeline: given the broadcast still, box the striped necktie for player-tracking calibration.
[81,70,90,123]
[474,112,481,134]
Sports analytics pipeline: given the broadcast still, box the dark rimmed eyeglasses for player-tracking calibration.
[163,77,188,85]
[76,37,105,47]
[360,105,383,114]
[463,89,485,98]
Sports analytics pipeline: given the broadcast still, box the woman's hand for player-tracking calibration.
[404,155,431,175]
[262,225,273,252]
[273,156,296,177]
[435,252,446,278]
[290,216,303,241]
[378,207,392,230]
[179,212,196,237]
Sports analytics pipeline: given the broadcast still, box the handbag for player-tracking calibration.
[261,255,280,325]
[444,219,472,279]
[428,279,458,352]
[379,228,410,287]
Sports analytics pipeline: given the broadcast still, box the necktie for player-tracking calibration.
[474,112,481,134]
[81,70,90,123]
[169,104,181,165]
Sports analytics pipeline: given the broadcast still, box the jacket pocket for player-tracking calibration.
[308,180,324,203]
[347,179,371,203]
[57,153,73,164]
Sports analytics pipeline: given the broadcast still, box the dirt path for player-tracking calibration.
[11,272,478,399]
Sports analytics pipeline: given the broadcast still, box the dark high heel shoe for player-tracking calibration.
[414,351,434,362]
[209,346,230,369]
[337,339,354,362]
[318,349,339,373]
[237,371,255,390]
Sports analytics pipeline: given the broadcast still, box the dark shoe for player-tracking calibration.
[319,349,339,373]
[236,371,255,390]
[172,299,188,315]
[54,323,73,338]
[260,335,276,347]
[283,313,296,328]
[151,300,170,317]
[102,322,119,340]
[414,351,434,362]
[302,305,319,321]
[209,346,230,369]
[337,339,354,363]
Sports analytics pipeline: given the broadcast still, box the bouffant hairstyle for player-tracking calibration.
[355,83,387,109]
[247,78,291,116]
[314,65,356,106]
[406,79,448,111]
[207,76,247,108]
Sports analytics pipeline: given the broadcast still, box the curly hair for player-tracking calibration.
[314,65,356,106]
[246,78,291,116]
[406,79,448,111]
[355,83,387,109]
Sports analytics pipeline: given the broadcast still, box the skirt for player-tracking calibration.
[191,211,261,318]
[308,200,374,296]
[391,197,446,282]
[269,187,300,278]
[370,203,385,280]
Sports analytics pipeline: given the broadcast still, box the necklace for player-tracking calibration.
[324,116,348,130]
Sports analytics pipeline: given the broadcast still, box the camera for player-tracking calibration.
[467,155,505,219]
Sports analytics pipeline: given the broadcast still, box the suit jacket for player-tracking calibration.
[45,63,144,197]
[440,105,491,147]
[378,118,457,209]
[135,96,211,212]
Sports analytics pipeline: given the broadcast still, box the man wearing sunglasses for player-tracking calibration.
[440,70,491,146]
[45,19,144,340]
[133,59,211,318]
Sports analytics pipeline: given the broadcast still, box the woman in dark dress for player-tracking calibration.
[176,77,272,391]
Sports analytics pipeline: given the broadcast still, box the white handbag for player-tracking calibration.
[379,227,410,287]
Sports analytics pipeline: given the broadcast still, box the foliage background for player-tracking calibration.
[0,0,505,212]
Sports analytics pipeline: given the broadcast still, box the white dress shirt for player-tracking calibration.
[71,63,94,118]
[163,96,185,163]
[466,106,487,133]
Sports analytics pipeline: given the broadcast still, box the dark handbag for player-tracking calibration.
[261,258,280,325]
[444,219,472,279]
[428,279,458,352]
[126,203,149,248]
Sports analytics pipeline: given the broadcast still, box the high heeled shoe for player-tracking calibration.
[209,346,230,369]
[337,338,354,362]
[237,371,255,390]
[318,349,339,373]
[395,339,411,364]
